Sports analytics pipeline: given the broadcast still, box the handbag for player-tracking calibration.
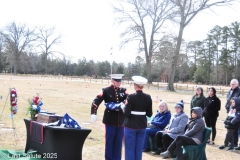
[147,124,157,128]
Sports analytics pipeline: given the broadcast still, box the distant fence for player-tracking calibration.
[150,82,228,96]
[0,74,229,96]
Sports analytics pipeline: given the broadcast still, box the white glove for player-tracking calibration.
[120,102,125,110]
[91,114,97,122]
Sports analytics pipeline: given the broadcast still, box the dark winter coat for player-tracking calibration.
[150,110,171,129]
[225,86,240,112]
[203,95,221,118]
[184,107,205,144]
[224,97,240,129]
[91,85,128,126]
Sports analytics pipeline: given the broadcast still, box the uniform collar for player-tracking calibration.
[111,85,119,89]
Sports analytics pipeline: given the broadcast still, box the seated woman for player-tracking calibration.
[160,107,205,160]
[153,100,188,155]
[142,101,171,152]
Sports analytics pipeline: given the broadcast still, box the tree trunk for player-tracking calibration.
[14,55,19,74]
[216,50,218,84]
[146,58,152,83]
[235,51,237,78]
[45,53,48,74]
[13,63,17,74]
[207,64,210,85]
[168,23,185,91]
[225,71,228,86]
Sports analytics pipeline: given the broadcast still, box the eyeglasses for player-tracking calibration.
[230,83,236,86]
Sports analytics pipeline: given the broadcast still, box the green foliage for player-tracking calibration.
[27,99,38,120]
[0,52,4,71]
[116,65,124,74]
[150,73,159,82]
[74,57,93,76]
[97,61,111,77]
[194,67,205,84]
[176,62,190,82]
[189,63,197,81]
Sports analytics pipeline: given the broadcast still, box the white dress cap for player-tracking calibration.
[110,74,124,82]
[109,74,124,79]
[132,76,148,84]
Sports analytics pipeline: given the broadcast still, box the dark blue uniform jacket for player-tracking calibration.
[91,85,128,126]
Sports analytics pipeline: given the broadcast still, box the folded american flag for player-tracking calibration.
[105,102,125,111]
[61,113,81,129]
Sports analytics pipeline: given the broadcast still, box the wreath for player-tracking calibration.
[27,94,43,120]
[10,88,18,117]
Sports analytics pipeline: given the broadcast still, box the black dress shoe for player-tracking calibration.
[142,148,150,152]
[235,146,240,150]
[152,149,161,155]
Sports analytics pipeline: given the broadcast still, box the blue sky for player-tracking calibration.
[0,0,239,64]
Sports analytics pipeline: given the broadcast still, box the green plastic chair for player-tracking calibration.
[149,135,157,151]
[146,116,157,151]
[176,127,212,160]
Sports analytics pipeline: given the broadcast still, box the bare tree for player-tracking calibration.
[113,0,175,82]
[229,22,240,79]
[0,22,37,74]
[0,35,5,71]
[167,0,238,91]
[37,26,62,74]
[0,34,3,52]
[209,25,222,84]
[153,35,176,77]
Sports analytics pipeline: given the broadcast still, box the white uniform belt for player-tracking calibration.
[131,111,146,115]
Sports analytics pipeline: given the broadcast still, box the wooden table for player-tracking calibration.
[24,119,91,160]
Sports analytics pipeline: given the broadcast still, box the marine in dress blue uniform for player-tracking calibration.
[91,74,128,160]
[123,76,153,160]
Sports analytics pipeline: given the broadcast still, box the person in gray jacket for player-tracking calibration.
[161,107,205,160]
[153,100,188,154]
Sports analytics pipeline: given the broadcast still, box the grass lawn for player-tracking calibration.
[0,75,239,160]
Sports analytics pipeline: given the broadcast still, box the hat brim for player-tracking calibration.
[112,78,122,82]
[132,76,148,85]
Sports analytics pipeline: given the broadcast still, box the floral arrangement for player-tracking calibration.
[10,88,18,118]
[27,93,43,119]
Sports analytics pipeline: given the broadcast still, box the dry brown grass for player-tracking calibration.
[0,75,239,160]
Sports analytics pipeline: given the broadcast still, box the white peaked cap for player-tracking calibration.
[132,76,148,84]
[109,74,124,79]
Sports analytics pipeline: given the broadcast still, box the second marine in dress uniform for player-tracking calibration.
[123,76,153,160]
[91,74,128,160]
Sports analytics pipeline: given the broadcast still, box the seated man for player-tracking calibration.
[143,101,171,152]
[153,100,188,155]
